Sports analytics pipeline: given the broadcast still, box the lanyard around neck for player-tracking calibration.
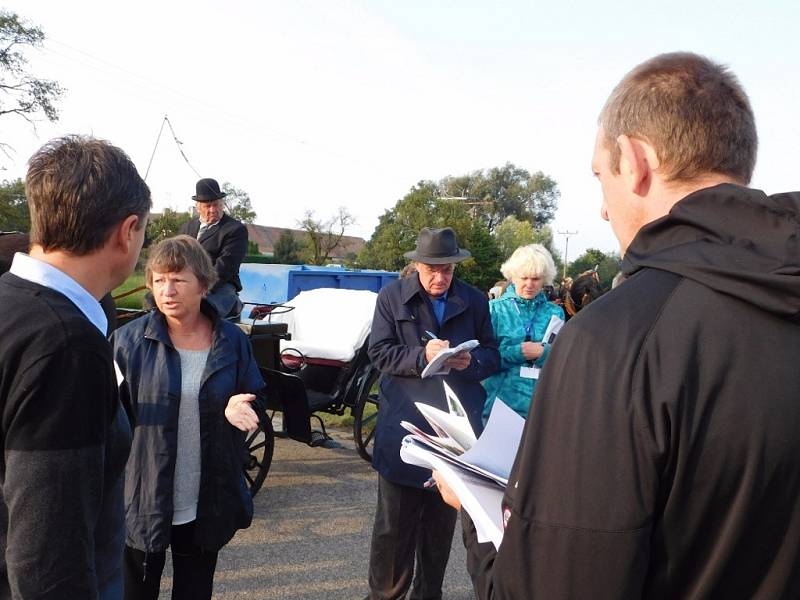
[512,300,535,342]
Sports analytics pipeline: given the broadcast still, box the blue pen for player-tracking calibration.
[425,330,438,340]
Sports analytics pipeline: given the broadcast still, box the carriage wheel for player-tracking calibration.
[353,367,380,462]
[243,414,275,497]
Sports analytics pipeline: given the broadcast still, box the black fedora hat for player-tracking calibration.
[403,227,471,264]
[192,178,227,202]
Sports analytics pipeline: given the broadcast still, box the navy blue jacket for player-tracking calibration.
[112,303,265,552]
[369,275,500,487]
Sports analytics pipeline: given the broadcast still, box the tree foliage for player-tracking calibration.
[440,163,559,232]
[273,229,304,264]
[456,219,503,292]
[146,208,191,245]
[0,11,64,136]
[299,206,355,265]
[494,216,535,258]
[221,182,257,224]
[358,182,473,272]
[568,247,621,289]
[358,181,501,291]
[0,178,28,231]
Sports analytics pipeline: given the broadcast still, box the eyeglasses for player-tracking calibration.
[418,263,455,275]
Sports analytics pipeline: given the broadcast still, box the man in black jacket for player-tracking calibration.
[0,135,150,598]
[437,52,800,598]
[179,178,248,318]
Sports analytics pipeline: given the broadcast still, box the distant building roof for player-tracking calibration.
[246,224,365,260]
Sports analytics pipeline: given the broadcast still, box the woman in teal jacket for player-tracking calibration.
[483,244,564,420]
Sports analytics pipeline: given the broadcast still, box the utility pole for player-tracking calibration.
[557,230,578,280]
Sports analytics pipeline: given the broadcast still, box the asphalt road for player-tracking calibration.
[158,425,475,599]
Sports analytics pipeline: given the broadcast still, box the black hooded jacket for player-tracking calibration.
[464,184,800,599]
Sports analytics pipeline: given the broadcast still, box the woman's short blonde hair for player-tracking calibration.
[500,244,557,284]
[145,235,218,292]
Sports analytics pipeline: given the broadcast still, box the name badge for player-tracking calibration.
[520,365,539,379]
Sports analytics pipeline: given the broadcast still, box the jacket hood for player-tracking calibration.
[622,183,800,319]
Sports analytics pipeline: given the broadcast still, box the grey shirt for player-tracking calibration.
[173,347,209,525]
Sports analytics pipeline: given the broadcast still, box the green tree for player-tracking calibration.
[221,182,256,224]
[494,216,535,258]
[0,178,28,231]
[492,216,562,278]
[273,229,304,264]
[299,206,355,265]
[457,219,502,292]
[246,240,260,255]
[357,180,502,291]
[0,11,64,144]
[358,181,473,271]
[146,208,191,244]
[440,163,559,233]
[568,247,621,289]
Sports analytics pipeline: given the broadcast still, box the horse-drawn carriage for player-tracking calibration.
[236,287,382,497]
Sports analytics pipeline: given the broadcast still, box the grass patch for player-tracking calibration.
[318,402,377,430]
[113,273,147,309]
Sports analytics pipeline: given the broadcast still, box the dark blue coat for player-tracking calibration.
[369,275,500,487]
[112,302,265,552]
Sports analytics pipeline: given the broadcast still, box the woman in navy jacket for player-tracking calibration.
[113,236,264,600]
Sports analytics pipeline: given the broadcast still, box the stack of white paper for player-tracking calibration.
[400,388,526,549]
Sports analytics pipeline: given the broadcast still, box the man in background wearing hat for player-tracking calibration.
[364,227,500,600]
[179,177,248,317]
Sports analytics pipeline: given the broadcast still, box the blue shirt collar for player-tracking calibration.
[10,253,108,336]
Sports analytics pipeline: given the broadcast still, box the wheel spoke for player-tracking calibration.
[364,429,375,445]
[249,441,266,453]
[246,428,262,445]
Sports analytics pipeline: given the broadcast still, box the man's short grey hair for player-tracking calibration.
[599,52,757,184]
[500,244,557,285]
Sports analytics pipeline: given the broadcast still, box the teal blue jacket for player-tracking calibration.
[482,285,564,419]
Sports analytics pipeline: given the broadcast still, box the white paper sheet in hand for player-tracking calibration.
[530,315,565,378]
[421,339,480,378]
[459,399,525,482]
[400,420,465,456]
[415,404,476,453]
[400,440,505,549]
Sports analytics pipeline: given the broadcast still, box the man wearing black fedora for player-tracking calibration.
[365,227,500,600]
[179,178,248,318]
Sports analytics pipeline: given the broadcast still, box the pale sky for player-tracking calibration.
[2,0,798,261]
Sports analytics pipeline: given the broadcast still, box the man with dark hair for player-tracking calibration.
[438,52,800,598]
[0,135,150,598]
[365,227,499,600]
[178,178,248,318]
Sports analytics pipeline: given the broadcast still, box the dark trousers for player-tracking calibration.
[123,521,218,600]
[367,475,457,600]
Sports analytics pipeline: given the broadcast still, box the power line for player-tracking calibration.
[143,115,202,181]
[143,117,166,181]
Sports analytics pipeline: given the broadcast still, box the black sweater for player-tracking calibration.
[0,273,131,598]
[465,184,800,599]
